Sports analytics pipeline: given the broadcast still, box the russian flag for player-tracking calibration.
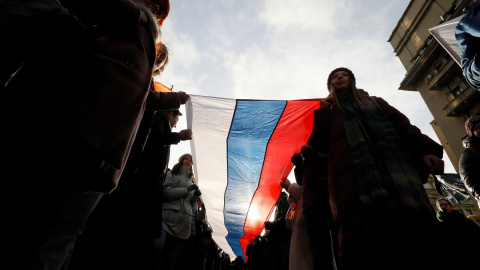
[185,95,321,260]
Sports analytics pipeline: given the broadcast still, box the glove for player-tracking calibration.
[194,189,202,196]
[291,153,303,167]
[187,184,198,192]
[179,129,193,141]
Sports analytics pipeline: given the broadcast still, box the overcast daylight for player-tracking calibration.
[8,0,480,269]
[157,0,456,174]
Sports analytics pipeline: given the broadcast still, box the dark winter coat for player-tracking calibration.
[0,0,83,85]
[307,96,443,223]
[306,96,444,269]
[459,136,480,205]
[299,146,337,270]
[56,0,182,192]
[138,111,181,184]
[3,1,179,268]
[436,209,480,264]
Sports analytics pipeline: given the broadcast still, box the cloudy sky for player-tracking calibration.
[156,0,456,175]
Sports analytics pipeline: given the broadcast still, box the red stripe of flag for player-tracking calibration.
[239,99,321,258]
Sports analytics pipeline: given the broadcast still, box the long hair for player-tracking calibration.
[330,79,370,111]
[153,43,169,76]
[171,153,194,179]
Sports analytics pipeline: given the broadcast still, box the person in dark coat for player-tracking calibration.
[295,149,337,270]
[35,43,175,270]
[67,42,192,270]
[264,191,291,270]
[435,198,480,268]
[139,109,193,198]
[191,198,208,270]
[287,152,336,270]
[307,67,445,270]
[4,1,188,269]
[459,114,480,207]
[455,0,480,91]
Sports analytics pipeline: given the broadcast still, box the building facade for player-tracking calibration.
[389,0,480,172]
[389,0,480,213]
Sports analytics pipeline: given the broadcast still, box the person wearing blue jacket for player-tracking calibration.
[456,0,480,90]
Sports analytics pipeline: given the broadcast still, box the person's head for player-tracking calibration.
[327,67,355,93]
[436,198,453,213]
[153,43,169,76]
[165,109,182,128]
[465,114,480,138]
[196,197,203,208]
[137,0,170,25]
[326,67,369,109]
[171,153,194,178]
[179,153,193,168]
[135,1,161,41]
[155,0,170,25]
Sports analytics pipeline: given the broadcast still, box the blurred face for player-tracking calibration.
[182,155,193,168]
[153,52,167,76]
[330,71,350,92]
[171,115,180,129]
[167,111,179,129]
[473,123,480,137]
[438,200,453,213]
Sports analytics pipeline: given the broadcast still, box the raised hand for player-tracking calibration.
[177,91,190,104]
[179,129,193,140]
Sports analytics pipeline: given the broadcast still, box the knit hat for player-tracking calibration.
[465,114,480,137]
[327,67,356,91]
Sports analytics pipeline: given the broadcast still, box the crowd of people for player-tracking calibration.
[2,0,480,270]
[244,68,480,270]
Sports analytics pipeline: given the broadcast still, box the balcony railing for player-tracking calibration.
[428,60,461,90]
[443,87,480,117]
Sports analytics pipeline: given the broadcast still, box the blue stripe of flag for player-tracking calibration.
[225,100,287,257]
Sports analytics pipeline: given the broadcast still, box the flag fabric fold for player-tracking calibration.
[185,95,321,259]
[429,15,463,66]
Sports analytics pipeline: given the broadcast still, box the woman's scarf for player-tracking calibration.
[337,91,434,216]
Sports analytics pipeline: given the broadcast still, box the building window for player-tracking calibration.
[435,60,446,71]
[452,85,463,97]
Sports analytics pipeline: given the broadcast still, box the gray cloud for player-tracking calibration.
[162,0,455,173]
